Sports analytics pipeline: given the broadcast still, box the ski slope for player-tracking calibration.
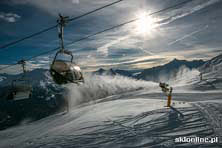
[0,88,222,148]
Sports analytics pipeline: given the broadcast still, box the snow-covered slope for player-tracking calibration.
[0,89,222,148]
[187,54,222,90]
[200,54,222,74]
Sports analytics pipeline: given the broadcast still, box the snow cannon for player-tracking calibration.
[159,82,173,107]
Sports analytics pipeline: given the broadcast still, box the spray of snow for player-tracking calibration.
[169,65,200,86]
[157,65,201,88]
[65,74,158,107]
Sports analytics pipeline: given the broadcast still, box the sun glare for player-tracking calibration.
[135,12,156,36]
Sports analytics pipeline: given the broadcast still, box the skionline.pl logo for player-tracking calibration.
[175,137,219,144]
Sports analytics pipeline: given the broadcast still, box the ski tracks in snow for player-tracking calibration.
[193,102,222,139]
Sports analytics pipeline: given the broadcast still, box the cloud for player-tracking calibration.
[97,36,129,56]
[168,25,209,46]
[91,0,220,59]
[80,55,168,70]
[0,12,21,23]
[159,0,220,25]
[6,0,99,16]
[1,0,221,71]
[71,0,79,4]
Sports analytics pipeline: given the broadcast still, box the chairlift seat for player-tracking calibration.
[12,91,31,101]
[14,83,32,92]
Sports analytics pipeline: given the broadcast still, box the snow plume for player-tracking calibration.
[168,65,200,86]
[65,74,158,107]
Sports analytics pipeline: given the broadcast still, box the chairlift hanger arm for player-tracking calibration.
[52,14,74,64]
[57,14,70,51]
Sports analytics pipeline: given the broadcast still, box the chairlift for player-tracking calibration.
[50,50,84,84]
[7,60,32,101]
[50,14,84,85]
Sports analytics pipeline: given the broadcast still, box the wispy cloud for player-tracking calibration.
[80,55,169,71]
[168,25,208,46]
[159,0,220,25]
[0,12,21,23]
[97,36,130,56]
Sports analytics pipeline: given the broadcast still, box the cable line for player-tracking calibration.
[0,0,123,51]
[0,25,57,51]
[0,47,60,71]
[68,0,123,22]
[0,0,194,71]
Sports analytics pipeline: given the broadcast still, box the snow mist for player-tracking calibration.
[65,74,158,108]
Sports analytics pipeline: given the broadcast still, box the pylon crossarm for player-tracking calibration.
[17,59,26,74]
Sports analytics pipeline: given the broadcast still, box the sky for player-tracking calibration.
[0,0,222,72]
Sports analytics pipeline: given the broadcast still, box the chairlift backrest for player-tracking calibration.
[52,60,72,73]
[12,79,32,91]
[52,50,74,64]
[51,50,75,72]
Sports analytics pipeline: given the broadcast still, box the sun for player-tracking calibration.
[135,12,156,36]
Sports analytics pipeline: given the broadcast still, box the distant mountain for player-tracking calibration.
[91,54,222,90]
[92,68,141,78]
[136,59,205,82]
[92,68,117,76]
[92,59,206,82]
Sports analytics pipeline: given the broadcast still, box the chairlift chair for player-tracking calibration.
[7,60,32,101]
[50,14,84,85]
[8,79,32,101]
[50,50,84,85]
